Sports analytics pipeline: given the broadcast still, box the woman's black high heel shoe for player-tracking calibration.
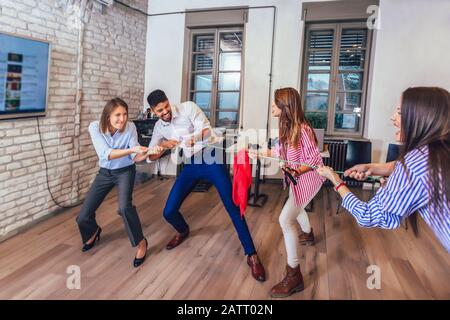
[133,238,148,268]
[82,227,102,252]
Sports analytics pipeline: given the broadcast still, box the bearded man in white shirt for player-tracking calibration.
[138,89,265,282]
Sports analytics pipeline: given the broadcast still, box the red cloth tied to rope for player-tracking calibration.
[232,149,252,217]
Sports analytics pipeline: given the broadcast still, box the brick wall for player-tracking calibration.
[0,0,148,240]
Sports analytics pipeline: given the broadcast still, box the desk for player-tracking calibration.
[224,143,268,207]
[320,150,330,158]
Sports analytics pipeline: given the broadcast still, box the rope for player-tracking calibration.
[175,137,382,182]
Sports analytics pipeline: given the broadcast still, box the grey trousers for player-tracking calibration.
[76,164,144,247]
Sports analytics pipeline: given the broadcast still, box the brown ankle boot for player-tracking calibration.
[299,228,315,246]
[270,264,304,298]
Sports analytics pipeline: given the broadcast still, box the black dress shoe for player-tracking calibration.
[82,227,102,252]
[133,238,148,268]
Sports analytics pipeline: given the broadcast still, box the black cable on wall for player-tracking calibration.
[36,117,83,209]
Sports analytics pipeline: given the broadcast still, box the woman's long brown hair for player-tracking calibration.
[275,87,317,149]
[99,98,129,134]
[398,87,450,224]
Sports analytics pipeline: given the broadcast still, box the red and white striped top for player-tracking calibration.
[275,124,325,207]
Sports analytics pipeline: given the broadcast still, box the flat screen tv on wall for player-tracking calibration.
[0,32,50,120]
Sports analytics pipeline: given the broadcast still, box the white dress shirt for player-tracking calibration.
[148,101,211,159]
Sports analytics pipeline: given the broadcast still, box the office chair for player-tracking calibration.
[386,143,400,162]
[336,140,373,214]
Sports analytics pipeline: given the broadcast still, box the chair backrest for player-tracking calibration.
[386,143,401,162]
[345,140,372,169]
[132,118,158,135]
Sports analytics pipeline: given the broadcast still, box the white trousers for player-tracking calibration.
[279,187,316,268]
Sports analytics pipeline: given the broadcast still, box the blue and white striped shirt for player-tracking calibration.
[88,121,140,170]
[342,146,450,253]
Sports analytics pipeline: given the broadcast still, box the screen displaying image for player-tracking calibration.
[0,33,50,119]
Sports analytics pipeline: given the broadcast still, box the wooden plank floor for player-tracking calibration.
[0,177,449,300]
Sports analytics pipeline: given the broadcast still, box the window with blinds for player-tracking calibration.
[301,22,372,137]
[188,28,243,129]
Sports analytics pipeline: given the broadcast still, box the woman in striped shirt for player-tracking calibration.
[317,87,450,253]
[254,87,325,298]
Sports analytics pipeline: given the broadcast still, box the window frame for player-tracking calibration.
[301,21,373,137]
[184,26,245,129]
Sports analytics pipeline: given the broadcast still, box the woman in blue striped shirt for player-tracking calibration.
[317,87,450,253]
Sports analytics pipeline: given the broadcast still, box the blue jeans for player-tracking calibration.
[163,150,257,256]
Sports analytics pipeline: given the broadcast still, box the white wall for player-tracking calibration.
[144,0,450,174]
[145,13,185,106]
[366,0,450,161]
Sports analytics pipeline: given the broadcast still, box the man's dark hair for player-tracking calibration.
[147,89,168,108]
